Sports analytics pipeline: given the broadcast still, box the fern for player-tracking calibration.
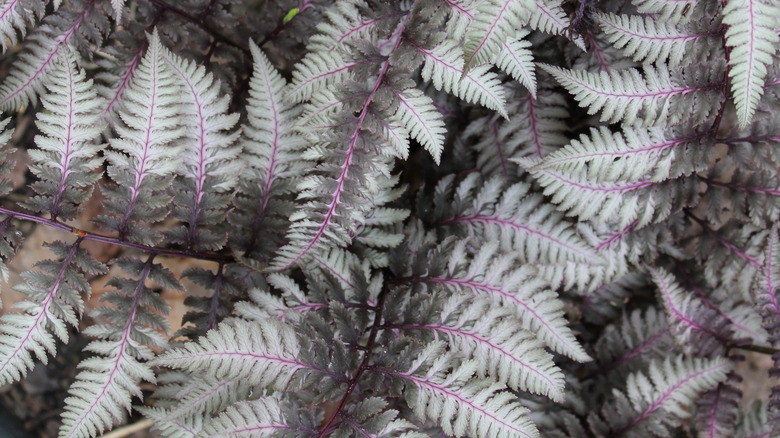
[0,0,777,436]
[723,0,780,128]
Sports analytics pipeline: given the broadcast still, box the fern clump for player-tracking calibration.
[0,0,777,437]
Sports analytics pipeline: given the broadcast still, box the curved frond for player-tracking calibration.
[393,343,539,438]
[418,39,507,116]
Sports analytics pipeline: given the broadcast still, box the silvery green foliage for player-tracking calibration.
[0,0,777,437]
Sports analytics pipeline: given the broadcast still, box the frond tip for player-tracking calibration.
[723,0,780,128]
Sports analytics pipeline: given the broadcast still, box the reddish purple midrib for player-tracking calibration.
[402,322,561,392]
[561,68,705,99]
[602,18,708,43]
[257,61,282,218]
[167,58,208,246]
[168,380,230,418]
[401,373,533,438]
[443,0,472,17]
[228,424,292,435]
[596,220,638,251]
[491,121,509,176]
[741,0,756,121]
[294,61,360,95]
[654,270,710,336]
[0,0,19,22]
[543,137,686,166]
[538,168,653,193]
[441,214,591,257]
[607,327,669,372]
[422,276,575,351]
[121,50,159,233]
[51,58,77,217]
[167,351,309,370]
[622,362,727,432]
[396,90,437,147]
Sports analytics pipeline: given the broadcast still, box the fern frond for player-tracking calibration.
[389,342,539,438]
[0,2,93,112]
[391,86,446,163]
[139,376,251,428]
[723,0,780,128]
[0,240,104,385]
[25,50,104,222]
[695,372,742,438]
[417,39,508,116]
[59,256,173,438]
[463,0,536,68]
[289,50,360,103]
[596,12,714,68]
[95,44,144,129]
[95,30,184,245]
[648,267,731,355]
[540,64,718,126]
[161,43,241,252]
[153,319,309,389]
[592,306,673,378]
[520,160,668,230]
[757,225,780,346]
[495,31,536,96]
[391,292,565,401]
[228,42,304,260]
[633,0,700,24]
[203,397,316,438]
[588,356,730,437]
[529,0,585,49]
[398,237,591,361]
[435,174,600,265]
[527,126,684,182]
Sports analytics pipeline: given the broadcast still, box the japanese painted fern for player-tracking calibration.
[0,0,777,437]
